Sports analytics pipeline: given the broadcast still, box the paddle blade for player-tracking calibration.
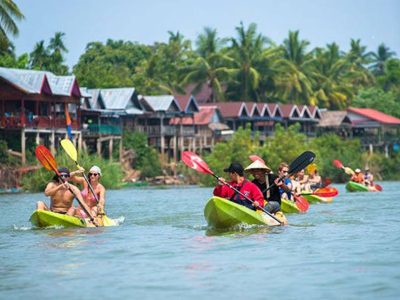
[332,160,344,169]
[313,187,339,197]
[249,155,265,164]
[35,145,58,173]
[344,167,355,176]
[181,151,214,175]
[294,195,309,212]
[288,151,316,175]
[322,178,332,187]
[61,139,78,162]
[375,184,383,191]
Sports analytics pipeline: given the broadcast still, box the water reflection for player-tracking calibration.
[205,224,276,236]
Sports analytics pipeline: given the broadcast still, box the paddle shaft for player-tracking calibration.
[213,173,283,225]
[38,149,96,224]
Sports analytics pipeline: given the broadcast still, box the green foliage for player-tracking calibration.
[0,139,19,165]
[363,152,400,181]
[21,150,124,192]
[353,87,400,118]
[123,131,161,178]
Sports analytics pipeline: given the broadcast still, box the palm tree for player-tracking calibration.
[29,40,49,69]
[181,27,231,102]
[277,30,314,104]
[0,0,24,52]
[227,22,270,101]
[345,39,374,87]
[49,32,68,54]
[370,43,396,76]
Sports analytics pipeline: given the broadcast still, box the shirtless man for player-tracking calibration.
[36,167,97,224]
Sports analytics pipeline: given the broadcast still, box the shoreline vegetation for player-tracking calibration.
[1,124,400,193]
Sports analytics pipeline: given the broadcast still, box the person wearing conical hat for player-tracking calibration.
[213,162,264,211]
[245,160,291,214]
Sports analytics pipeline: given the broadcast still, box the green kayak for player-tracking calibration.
[204,196,283,229]
[301,193,333,204]
[280,199,301,213]
[345,181,369,192]
[30,210,116,228]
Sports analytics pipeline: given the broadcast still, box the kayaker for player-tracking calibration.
[297,169,311,192]
[364,168,374,186]
[36,167,96,224]
[278,162,293,200]
[213,162,264,211]
[308,169,322,191]
[350,168,364,184]
[72,165,106,218]
[245,160,290,214]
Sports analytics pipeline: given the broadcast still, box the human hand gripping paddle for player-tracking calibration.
[182,152,283,225]
[35,145,98,227]
[60,139,113,226]
[248,153,314,212]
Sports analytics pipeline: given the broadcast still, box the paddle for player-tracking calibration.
[60,139,110,226]
[249,152,314,211]
[35,145,97,226]
[293,195,309,212]
[375,184,383,191]
[332,159,355,175]
[182,151,283,225]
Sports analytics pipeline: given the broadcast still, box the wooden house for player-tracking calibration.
[0,67,82,163]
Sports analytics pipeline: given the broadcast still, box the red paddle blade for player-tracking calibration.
[294,195,309,212]
[181,151,214,175]
[375,184,383,191]
[249,155,265,164]
[35,145,58,173]
[313,187,338,197]
[332,160,344,169]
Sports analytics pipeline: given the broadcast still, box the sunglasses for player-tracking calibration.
[89,173,99,177]
[60,173,70,178]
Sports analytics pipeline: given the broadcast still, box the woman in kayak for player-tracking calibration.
[73,165,106,218]
[308,169,322,191]
[245,160,290,214]
[350,168,365,184]
[213,162,264,211]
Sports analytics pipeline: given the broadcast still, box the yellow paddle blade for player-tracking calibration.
[102,215,117,226]
[61,139,78,162]
[344,167,355,176]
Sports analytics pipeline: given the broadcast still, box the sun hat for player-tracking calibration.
[89,165,102,176]
[244,160,271,172]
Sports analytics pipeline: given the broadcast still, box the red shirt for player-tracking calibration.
[213,179,264,207]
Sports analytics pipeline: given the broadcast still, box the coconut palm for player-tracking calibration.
[181,27,231,102]
[370,43,396,76]
[227,22,270,101]
[29,40,49,69]
[345,39,374,87]
[277,30,314,104]
[0,0,24,52]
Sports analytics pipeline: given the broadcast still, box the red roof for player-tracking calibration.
[207,102,247,118]
[348,107,400,125]
[280,104,300,118]
[169,106,219,125]
[184,83,213,104]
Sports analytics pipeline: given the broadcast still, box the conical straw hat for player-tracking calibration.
[245,160,271,172]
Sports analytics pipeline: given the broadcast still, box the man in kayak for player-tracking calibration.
[364,168,374,186]
[278,163,293,200]
[245,160,291,214]
[350,168,364,184]
[213,162,264,211]
[36,167,96,222]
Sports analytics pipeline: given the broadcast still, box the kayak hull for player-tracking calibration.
[302,193,333,203]
[280,199,301,213]
[204,196,285,229]
[29,210,116,228]
[345,181,369,192]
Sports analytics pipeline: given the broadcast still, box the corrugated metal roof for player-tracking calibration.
[100,88,136,110]
[141,95,181,112]
[348,107,400,125]
[125,107,143,115]
[0,67,80,97]
[0,67,46,93]
[86,89,103,109]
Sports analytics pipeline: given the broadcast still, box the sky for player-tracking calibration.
[12,0,400,68]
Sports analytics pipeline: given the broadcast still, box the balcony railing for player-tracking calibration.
[1,116,79,129]
[85,124,122,135]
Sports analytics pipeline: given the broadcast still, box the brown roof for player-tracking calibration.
[318,111,350,127]
[169,106,221,125]
[205,102,248,118]
[280,104,300,118]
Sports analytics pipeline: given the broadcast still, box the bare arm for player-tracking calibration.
[97,184,106,213]
[44,182,63,197]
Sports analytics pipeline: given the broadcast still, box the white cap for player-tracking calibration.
[89,165,102,176]
[355,168,361,173]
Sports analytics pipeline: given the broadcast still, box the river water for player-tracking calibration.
[1,182,399,300]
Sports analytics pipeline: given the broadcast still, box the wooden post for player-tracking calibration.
[109,138,113,161]
[119,138,123,163]
[97,139,101,156]
[384,144,389,158]
[35,132,40,145]
[78,132,82,152]
[21,128,26,165]
[160,115,165,162]
[50,130,55,154]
